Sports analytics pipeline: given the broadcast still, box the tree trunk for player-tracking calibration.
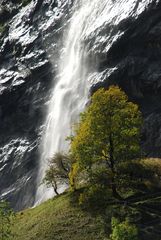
[54,187,59,195]
[109,134,122,200]
[52,182,59,195]
[111,177,122,200]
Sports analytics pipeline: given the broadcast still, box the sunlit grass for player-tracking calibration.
[12,192,107,240]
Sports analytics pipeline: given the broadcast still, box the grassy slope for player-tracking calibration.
[12,192,107,240]
[12,190,161,240]
[12,158,161,240]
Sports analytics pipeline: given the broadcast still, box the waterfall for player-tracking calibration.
[34,0,152,205]
[35,0,96,205]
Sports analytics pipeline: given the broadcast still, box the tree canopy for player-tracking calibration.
[70,86,143,197]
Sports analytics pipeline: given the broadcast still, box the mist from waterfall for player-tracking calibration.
[34,0,153,205]
[34,0,98,205]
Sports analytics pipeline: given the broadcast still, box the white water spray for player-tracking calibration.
[35,0,153,205]
[35,0,96,204]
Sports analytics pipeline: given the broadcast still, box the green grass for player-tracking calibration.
[12,190,161,240]
[11,189,161,240]
[12,192,108,240]
[11,158,161,240]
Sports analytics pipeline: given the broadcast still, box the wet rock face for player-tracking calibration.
[88,0,161,157]
[0,0,161,210]
[0,0,71,210]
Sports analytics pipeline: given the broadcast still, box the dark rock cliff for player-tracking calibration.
[0,0,71,210]
[90,0,161,157]
[0,0,161,210]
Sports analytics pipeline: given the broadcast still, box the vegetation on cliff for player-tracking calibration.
[38,86,161,239]
[1,86,161,240]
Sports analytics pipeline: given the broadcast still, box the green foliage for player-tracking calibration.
[21,0,32,7]
[117,160,155,191]
[14,0,32,6]
[110,217,139,240]
[43,152,71,195]
[0,23,5,34]
[79,185,109,209]
[69,162,80,191]
[0,201,15,240]
[70,86,143,198]
[71,86,142,167]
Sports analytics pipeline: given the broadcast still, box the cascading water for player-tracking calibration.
[35,0,96,204]
[34,0,154,205]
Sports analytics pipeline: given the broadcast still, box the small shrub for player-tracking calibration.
[79,185,109,209]
[0,201,15,240]
[110,217,139,240]
[0,23,5,34]
[14,0,32,7]
[22,0,32,7]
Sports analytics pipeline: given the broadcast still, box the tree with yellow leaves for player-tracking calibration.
[70,86,142,198]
